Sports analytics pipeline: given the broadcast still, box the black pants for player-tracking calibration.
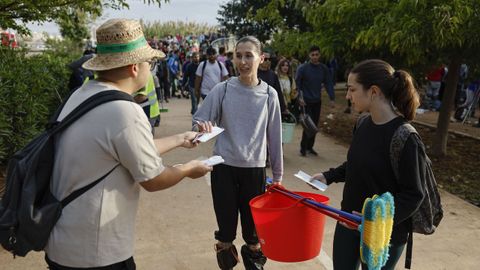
[45,255,136,270]
[332,224,405,270]
[159,78,170,99]
[211,164,266,245]
[300,100,322,151]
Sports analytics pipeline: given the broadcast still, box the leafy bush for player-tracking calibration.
[0,45,79,165]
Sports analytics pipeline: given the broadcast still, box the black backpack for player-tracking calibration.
[0,90,134,257]
[389,122,443,269]
[389,123,443,236]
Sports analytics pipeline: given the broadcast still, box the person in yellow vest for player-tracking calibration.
[134,73,160,134]
[84,71,161,134]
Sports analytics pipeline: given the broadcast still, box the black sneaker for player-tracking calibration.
[215,243,239,270]
[241,245,266,270]
[300,149,306,157]
[308,149,318,156]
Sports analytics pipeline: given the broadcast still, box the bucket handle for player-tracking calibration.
[268,185,360,229]
[283,196,358,228]
[282,111,297,124]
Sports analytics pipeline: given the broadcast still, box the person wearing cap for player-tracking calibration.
[194,46,229,102]
[44,19,212,270]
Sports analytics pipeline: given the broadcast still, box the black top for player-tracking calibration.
[184,62,199,88]
[258,69,287,113]
[323,116,425,244]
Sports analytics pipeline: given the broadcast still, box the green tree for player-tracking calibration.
[217,0,274,42]
[0,0,168,34]
[321,0,479,157]
[56,8,92,44]
[217,0,311,42]
[265,0,479,157]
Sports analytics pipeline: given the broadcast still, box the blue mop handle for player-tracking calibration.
[267,181,362,224]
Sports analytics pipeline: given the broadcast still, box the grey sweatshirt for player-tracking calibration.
[193,77,284,181]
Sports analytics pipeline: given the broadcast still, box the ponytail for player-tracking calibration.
[391,70,420,121]
[350,59,420,121]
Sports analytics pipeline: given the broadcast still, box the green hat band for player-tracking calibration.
[96,36,147,54]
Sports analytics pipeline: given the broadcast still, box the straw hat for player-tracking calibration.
[83,19,165,71]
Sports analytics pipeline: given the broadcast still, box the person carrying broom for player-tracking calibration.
[311,59,426,269]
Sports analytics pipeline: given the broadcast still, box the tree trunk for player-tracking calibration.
[432,57,461,157]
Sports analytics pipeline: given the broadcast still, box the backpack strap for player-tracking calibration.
[47,91,76,130]
[390,123,417,180]
[354,113,370,132]
[199,61,208,90]
[217,61,223,81]
[218,78,231,125]
[61,164,119,208]
[51,90,134,134]
[405,231,413,269]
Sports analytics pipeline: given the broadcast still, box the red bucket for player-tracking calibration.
[249,191,329,262]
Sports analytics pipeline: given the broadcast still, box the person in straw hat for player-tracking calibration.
[44,19,212,270]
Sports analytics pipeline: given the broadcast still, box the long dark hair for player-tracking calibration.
[350,59,420,120]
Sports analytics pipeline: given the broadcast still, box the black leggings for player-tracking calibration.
[45,256,135,270]
[211,164,266,245]
[332,224,405,270]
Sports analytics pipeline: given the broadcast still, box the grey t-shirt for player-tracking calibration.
[45,81,165,267]
[193,77,283,181]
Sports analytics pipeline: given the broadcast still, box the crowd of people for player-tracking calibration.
[48,17,454,270]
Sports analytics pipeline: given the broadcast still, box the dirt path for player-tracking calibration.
[1,98,479,269]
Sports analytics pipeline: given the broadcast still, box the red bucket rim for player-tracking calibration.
[250,190,330,211]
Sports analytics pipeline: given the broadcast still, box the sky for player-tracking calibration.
[26,0,226,36]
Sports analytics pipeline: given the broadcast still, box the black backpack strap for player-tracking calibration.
[217,61,223,80]
[51,90,134,134]
[354,113,370,133]
[61,164,119,208]
[199,61,207,89]
[47,90,77,130]
[218,79,231,125]
[390,123,417,180]
[405,231,413,269]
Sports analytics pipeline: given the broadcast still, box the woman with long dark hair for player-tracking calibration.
[311,59,425,269]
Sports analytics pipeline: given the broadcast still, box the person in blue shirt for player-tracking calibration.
[295,46,335,157]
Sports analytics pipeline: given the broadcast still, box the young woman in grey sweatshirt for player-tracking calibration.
[193,36,283,270]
